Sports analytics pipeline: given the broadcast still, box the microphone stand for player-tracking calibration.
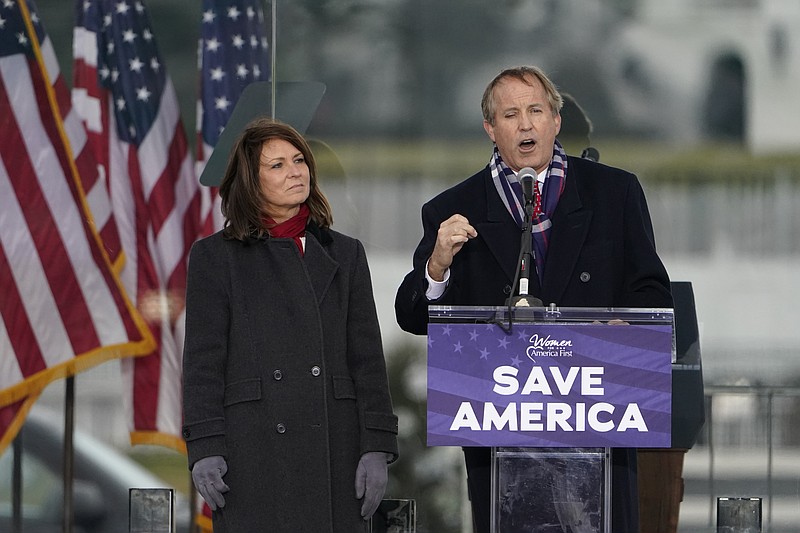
[498,197,543,333]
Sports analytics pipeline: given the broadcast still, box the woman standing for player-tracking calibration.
[182,118,398,532]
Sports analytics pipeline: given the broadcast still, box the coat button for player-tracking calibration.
[579,271,591,283]
[311,366,321,377]
[273,369,282,380]
[276,423,286,434]
[182,428,190,439]
[503,285,512,295]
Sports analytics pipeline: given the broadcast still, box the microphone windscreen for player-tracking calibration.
[517,167,536,203]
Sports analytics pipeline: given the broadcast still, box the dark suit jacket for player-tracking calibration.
[395,156,672,334]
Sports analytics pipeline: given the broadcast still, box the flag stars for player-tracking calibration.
[215,96,230,111]
[235,64,248,78]
[227,6,241,21]
[16,32,28,47]
[253,65,261,78]
[99,66,110,79]
[134,1,145,13]
[246,7,255,19]
[202,10,216,23]
[205,37,220,52]
[116,97,126,110]
[232,34,244,49]
[83,1,91,12]
[209,67,225,81]
[150,57,160,72]
[136,86,151,102]
[106,41,115,55]
[129,56,144,73]
[116,1,130,15]
[0,16,6,30]
[122,29,137,43]
[143,28,153,41]
[3,0,14,8]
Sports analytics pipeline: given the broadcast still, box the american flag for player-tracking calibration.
[0,0,155,453]
[197,0,270,232]
[72,0,205,452]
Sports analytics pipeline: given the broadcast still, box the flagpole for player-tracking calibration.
[271,0,277,119]
[63,377,76,533]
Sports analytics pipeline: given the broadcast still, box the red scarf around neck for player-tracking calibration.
[264,203,310,255]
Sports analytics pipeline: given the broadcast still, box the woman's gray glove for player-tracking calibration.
[191,455,229,511]
[355,452,389,520]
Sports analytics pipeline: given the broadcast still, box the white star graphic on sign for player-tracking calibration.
[498,337,510,349]
[453,341,463,353]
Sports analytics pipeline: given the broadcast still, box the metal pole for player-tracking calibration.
[12,429,21,533]
[63,376,75,533]
[766,391,773,531]
[707,394,715,528]
[189,474,198,533]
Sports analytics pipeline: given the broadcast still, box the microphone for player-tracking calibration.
[518,167,536,207]
[505,166,543,311]
[581,147,600,162]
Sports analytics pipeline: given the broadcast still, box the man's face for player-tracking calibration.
[483,75,561,173]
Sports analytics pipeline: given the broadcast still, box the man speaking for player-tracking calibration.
[395,65,672,532]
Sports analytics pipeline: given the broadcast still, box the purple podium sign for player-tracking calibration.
[427,322,672,448]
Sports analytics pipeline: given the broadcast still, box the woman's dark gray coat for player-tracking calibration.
[182,224,398,532]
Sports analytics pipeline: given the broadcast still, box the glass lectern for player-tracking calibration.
[427,305,675,533]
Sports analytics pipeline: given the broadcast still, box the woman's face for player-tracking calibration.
[258,138,310,222]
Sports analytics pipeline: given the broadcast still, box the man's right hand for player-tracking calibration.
[428,214,477,281]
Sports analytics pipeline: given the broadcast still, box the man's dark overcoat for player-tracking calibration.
[395,155,673,532]
[183,224,398,533]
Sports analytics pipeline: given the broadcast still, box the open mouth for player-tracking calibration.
[519,139,535,149]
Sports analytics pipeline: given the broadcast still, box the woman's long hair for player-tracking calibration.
[218,117,333,241]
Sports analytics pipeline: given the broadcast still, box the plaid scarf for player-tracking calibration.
[489,141,568,282]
